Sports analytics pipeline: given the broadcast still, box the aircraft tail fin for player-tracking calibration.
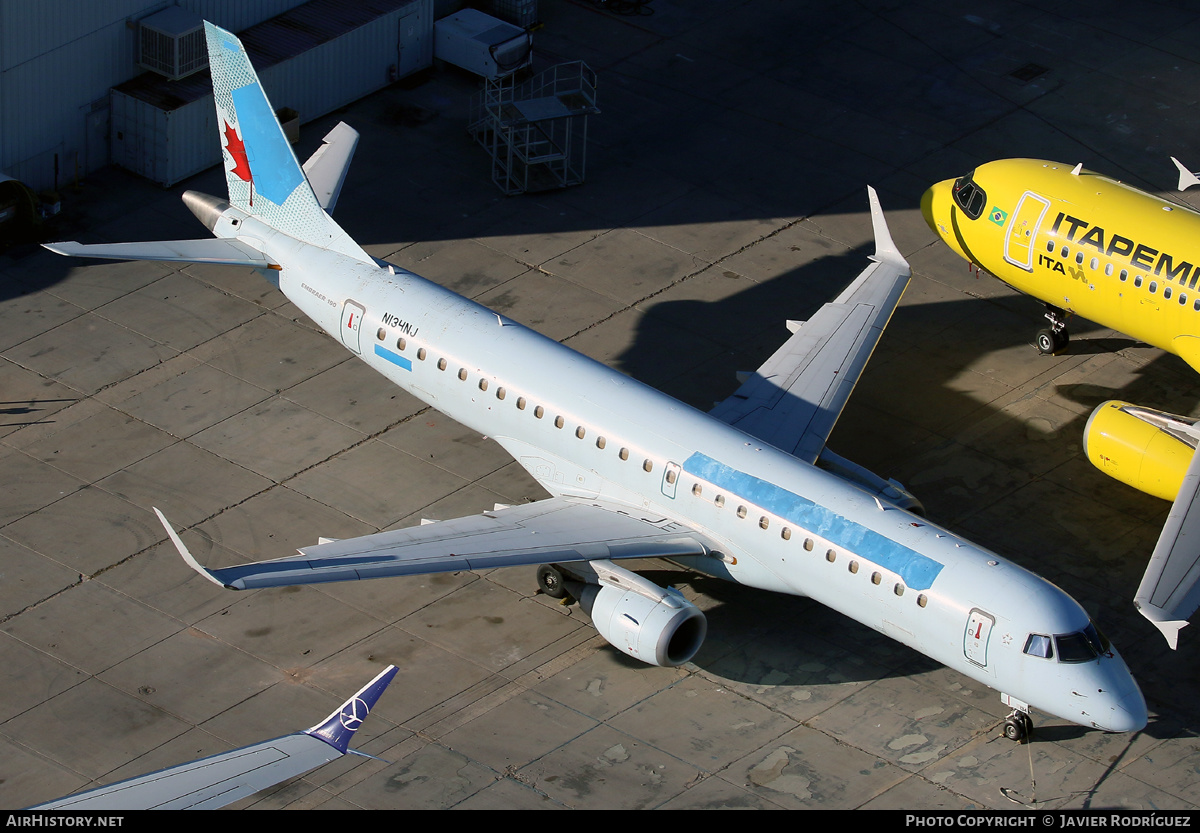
[204,21,370,262]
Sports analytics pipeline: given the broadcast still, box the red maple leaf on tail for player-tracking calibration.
[222,120,253,196]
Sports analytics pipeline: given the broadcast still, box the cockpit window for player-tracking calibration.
[952,171,987,220]
[1055,632,1096,663]
[1023,633,1053,659]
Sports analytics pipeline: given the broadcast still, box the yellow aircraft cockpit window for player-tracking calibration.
[952,171,987,220]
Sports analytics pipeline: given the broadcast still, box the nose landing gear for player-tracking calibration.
[1036,305,1071,355]
[1003,709,1034,741]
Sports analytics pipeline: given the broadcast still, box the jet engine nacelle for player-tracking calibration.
[1083,400,1199,501]
[576,582,707,667]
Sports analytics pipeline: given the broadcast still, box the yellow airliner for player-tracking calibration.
[923,159,1200,649]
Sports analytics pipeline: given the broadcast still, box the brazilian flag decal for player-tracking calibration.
[989,206,1008,226]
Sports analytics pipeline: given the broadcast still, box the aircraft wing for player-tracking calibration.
[43,238,272,268]
[28,665,397,810]
[302,122,359,214]
[159,498,710,591]
[709,187,910,463]
[1136,445,1200,648]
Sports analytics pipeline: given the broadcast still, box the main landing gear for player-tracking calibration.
[1003,709,1034,742]
[536,564,571,600]
[1035,305,1070,355]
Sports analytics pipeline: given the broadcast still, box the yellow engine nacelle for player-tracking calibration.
[1083,400,1199,501]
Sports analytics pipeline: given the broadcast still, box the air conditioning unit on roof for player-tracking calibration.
[138,6,207,81]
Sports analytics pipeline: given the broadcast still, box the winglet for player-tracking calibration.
[153,507,229,589]
[1171,157,1200,191]
[866,186,908,269]
[305,665,398,753]
[1135,603,1188,650]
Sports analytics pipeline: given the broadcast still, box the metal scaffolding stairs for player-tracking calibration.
[469,62,598,195]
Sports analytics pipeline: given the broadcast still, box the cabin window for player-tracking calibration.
[535,405,545,418]
[894,583,904,596]
[417,348,427,361]
[517,396,527,410]
[643,459,654,472]
[848,560,859,574]
[554,415,565,428]
[825,549,836,563]
[496,387,506,400]
[1046,241,1055,253]
[737,505,747,519]
[781,527,791,540]
[376,327,386,341]
[1165,287,1173,300]
[1075,251,1084,265]
[917,594,928,608]
[619,447,629,461]
[715,494,725,507]
[1061,246,1070,258]
[575,426,586,439]
[1120,269,1128,282]
[1089,257,1098,270]
[871,572,882,585]
[666,468,677,484]
[1150,281,1158,294]
[1134,275,1143,287]
[1023,633,1053,659]
[596,436,606,449]
[759,516,769,530]
[1182,294,1189,306]
[1195,299,1200,311]
[1105,263,1113,276]
[437,358,447,370]
[692,483,703,497]
[803,538,814,551]
[397,337,407,351]
[458,368,467,381]
[479,379,489,391]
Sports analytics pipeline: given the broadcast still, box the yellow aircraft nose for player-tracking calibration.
[921,179,970,261]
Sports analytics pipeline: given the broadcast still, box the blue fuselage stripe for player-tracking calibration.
[683,452,944,590]
[374,344,412,371]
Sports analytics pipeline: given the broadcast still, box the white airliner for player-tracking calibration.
[46,22,1147,741]
[30,665,396,810]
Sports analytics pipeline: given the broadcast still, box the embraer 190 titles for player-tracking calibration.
[44,24,1147,764]
[924,158,1200,648]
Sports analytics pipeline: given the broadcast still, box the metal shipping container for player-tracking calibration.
[110,0,433,187]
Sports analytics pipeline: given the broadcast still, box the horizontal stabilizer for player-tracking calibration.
[302,122,359,214]
[29,665,396,810]
[44,238,272,268]
[1136,443,1200,648]
[156,499,709,591]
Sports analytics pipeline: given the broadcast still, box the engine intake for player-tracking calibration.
[575,582,706,667]
[1083,400,1198,501]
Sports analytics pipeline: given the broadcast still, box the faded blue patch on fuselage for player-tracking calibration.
[683,452,944,591]
[374,344,412,371]
[229,83,304,206]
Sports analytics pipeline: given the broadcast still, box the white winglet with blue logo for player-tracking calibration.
[29,665,397,810]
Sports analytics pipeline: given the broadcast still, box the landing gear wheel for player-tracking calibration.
[537,564,569,599]
[1003,711,1033,741]
[1035,327,1068,355]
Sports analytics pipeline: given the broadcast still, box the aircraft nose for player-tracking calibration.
[921,180,970,261]
[1103,687,1149,733]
